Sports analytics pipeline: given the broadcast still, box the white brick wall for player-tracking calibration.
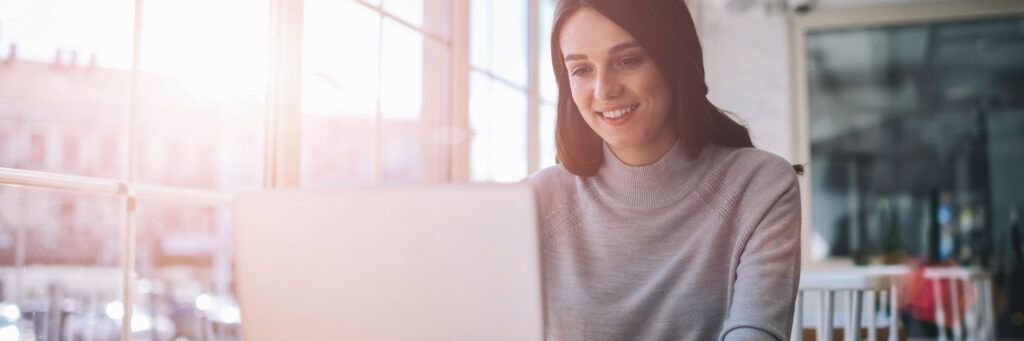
[697,0,793,161]
[694,0,960,162]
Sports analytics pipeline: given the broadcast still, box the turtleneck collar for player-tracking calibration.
[587,140,724,210]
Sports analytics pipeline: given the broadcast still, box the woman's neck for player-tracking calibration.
[593,138,722,210]
[607,133,679,166]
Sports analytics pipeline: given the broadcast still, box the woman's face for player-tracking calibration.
[559,6,676,160]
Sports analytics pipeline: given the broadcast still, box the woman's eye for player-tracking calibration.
[617,57,641,67]
[570,66,592,77]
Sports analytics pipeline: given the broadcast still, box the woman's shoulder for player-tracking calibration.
[525,164,580,215]
[716,146,799,183]
[699,146,800,204]
[696,146,801,223]
[527,164,576,190]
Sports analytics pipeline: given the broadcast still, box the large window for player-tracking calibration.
[0,0,557,339]
[1,0,266,339]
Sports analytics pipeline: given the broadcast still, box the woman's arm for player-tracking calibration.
[719,173,802,341]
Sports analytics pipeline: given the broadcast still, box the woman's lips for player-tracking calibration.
[597,104,638,126]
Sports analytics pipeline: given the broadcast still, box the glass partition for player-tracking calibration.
[806,14,1024,338]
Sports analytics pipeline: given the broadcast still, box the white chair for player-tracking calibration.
[795,267,908,341]
[922,266,995,341]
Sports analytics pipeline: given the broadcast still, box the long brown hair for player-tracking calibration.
[551,0,756,177]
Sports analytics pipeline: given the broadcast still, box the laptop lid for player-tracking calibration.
[234,184,544,341]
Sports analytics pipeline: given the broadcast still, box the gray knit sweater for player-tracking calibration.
[527,142,801,341]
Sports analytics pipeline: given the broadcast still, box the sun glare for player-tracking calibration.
[0,0,270,103]
[141,0,269,102]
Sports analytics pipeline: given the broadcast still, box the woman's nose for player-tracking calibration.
[594,70,623,100]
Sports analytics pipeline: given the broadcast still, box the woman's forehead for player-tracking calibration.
[559,7,638,58]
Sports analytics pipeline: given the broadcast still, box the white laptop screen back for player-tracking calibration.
[234,184,543,341]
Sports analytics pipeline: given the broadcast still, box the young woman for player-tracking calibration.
[527,0,802,340]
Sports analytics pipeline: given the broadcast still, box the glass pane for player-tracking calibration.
[135,201,238,340]
[539,0,558,103]
[380,121,421,183]
[489,0,528,87]
[381,19,422,121]
[0,0,132,179]
[470,72,528,182]
[806,17,1024,265]
[304,0,380,116]
[381,19,424,183]
[137,0,267,191]
[383,0,423,28]
[469,0,491,70]
[469,0,527,87]
[302,116,375,187]
[539,103,557,170]
[469,72,492,180]
[0,185,124,340]
[302,0,380,187]
[806,17,1024,338]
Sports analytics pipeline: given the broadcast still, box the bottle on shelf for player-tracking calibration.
[1012,205,1022,265]
[927,188,943,263]
[882,199,905,264]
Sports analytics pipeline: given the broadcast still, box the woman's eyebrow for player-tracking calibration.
[564,53,588,62]
[564,41,641,62]
[607,41,641,55]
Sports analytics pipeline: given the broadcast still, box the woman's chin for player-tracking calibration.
[602,137,643,151]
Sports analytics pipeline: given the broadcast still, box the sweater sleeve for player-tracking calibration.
[719,170,802,341]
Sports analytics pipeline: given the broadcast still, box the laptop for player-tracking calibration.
[233,184,544,341]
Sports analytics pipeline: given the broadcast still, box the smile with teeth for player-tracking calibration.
[599,104,639,119]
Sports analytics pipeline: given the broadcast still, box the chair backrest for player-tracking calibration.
[796,268,906,341]
[921,267,995,341]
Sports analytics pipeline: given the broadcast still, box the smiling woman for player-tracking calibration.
[549,0,760,179]
[559,12,676,166]
[528,0,803,340]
